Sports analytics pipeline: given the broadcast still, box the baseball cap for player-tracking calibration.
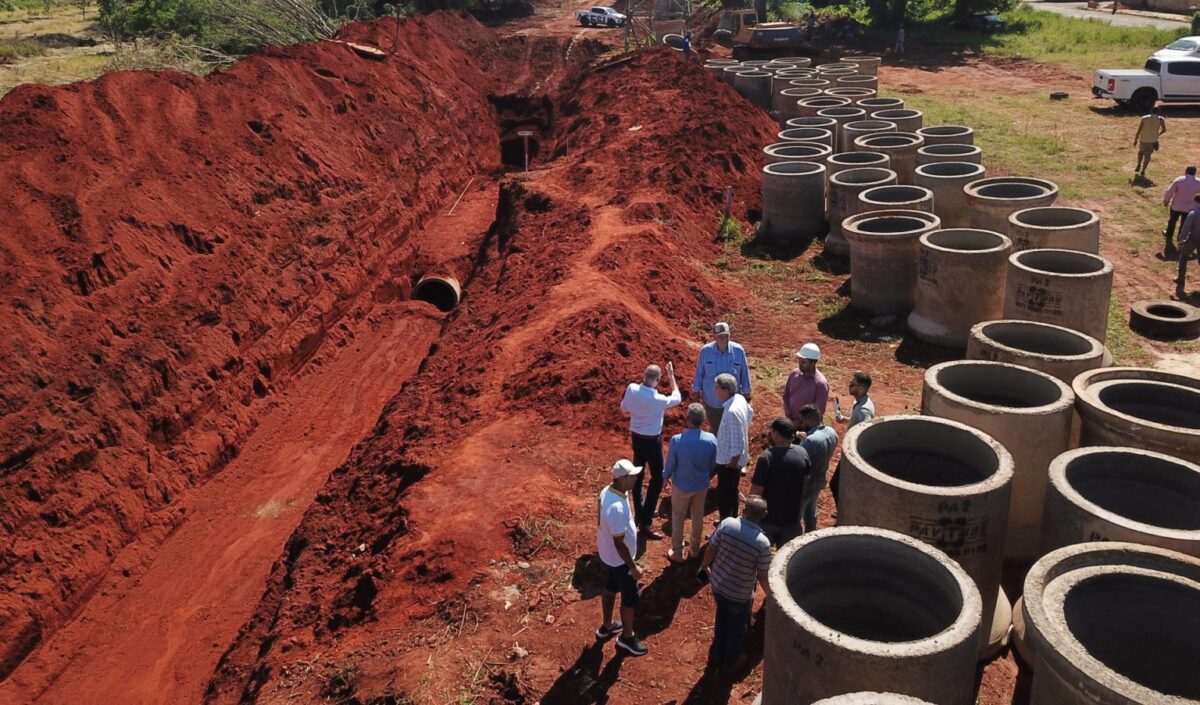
[612,459,643,479]
[797,342,821,361]
[713,322,731,336]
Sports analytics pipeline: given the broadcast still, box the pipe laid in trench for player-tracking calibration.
[412,274,461,312]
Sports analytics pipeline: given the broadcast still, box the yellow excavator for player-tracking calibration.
[712,9,818,60]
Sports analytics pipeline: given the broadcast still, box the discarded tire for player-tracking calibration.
[853,132,925,185]
[1042,446,1200,558]
[1008,206,1100,253]
[966,319,1106,385]
[763,526,982,705]
[761,161,827,244]
[844,210,941,315]
[825,167,898,258]
[763,142,833,165]
[1003,249,1114,344]
[1073,367,1200,465]
[1022,542,1200,705]
[916,125,975,146]
[813,694,935,705]
[908,229,1011,347]
[840,415,1011,660]
[869,108,924,133]
[921,361,1074,564]
[914,161,987,229]
[1129,299,1200,340]
[964,177,1059,234]
[916,143,982,166]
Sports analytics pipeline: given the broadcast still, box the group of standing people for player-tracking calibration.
[597,322,875,670]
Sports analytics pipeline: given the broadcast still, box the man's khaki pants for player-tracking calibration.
[670,485,708,557]
[1137,142,1156,173]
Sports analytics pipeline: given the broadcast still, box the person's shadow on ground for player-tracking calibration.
[635,559,707,639]
[677,605,767,704]
[539,641,626,705]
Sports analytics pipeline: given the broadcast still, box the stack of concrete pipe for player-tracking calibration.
[1003,248,1114,344]
[843,210,941,315]
[760,160,826,245]
[764,526,982,705]
[839,415,1013,659]
[825,167,898,258]
[908,229,1011,347]
[853,133,924,185]
[915,161,986,228]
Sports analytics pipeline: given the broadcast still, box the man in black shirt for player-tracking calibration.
[748,417,812,548]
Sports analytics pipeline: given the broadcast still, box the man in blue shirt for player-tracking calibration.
[663,403,718,562]
[798,404,838,534]
[691,322,752,434]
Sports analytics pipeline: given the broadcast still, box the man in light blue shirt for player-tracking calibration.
[691,321,752,434]
[663,403,718,561]
[620,363,681,537]
[798,404,838,534]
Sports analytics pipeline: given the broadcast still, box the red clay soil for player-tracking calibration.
[0,12,522,685]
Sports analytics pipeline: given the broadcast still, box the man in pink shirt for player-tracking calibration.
[782,342,829,425]
[1163,166,1200,260]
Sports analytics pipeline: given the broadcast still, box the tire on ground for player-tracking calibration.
[1129,299,1200,340]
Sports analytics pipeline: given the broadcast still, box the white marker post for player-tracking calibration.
[518,130,534,173]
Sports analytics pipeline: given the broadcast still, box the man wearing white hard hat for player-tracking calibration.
[595,459,649,657]
[782,342,829,426]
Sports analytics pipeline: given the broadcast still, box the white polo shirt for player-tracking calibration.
[597,485,638,567]
[620,383,681,436]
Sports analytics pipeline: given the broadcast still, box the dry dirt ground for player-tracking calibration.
[0,5,1193,705]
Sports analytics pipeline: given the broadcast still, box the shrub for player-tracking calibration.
[1192,10,1199,35]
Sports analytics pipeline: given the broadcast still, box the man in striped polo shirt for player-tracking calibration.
[698,495,773,674]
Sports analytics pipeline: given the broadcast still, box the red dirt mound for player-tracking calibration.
[0,12,511,680]
[203,46,782,703]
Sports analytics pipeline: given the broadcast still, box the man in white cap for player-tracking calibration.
[691,321,752,434]
[595,459,649,656]
[782,342,829,425]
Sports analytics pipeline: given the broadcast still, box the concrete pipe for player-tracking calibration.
[908,229,1012,347]
[844,210,941,315]
[761,160,827,245]
[921,361,1074,565]
[964,177,1059,234]
[817,61,859,72]
[734,70,773,109]
[778,88,824,122]
[870,109,923,133]
[857,97,904,112]
[742,59,772,68]
[966,320,1106,385]
[840,55,881,75]
[814,695,934,705]
[916,125,975,146]
[1007,206,1100,254]
[763,62,799,73]
[840,415,1011,660]
[776,56,814,67]
[764,142,833,165]
[842,120,897,155]
[853,132,924,185]
[825,150,890,184]
[796,96,852,119]
[914,161,987,229]
[1073,367,1200,464]
[1003,248,1113,343]
[816,106,866,153]
[838,74,878,91]
[825,167,898,258]
[916,143,982,166]
[1022,541,1200,705]
[788,77,831,90]
[825,87,877,104]
[858,184,934,214]
[705,63,731,79]
[763,526,982,705]
[779,127,835,149]
[413,274,462,312]
[785,115,839,132]
[722,65,756,85]
[1042,446,1200,558]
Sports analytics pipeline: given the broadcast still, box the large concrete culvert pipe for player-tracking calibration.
[857,184,934,214]
[825,150,890,184]
[1022,542,1200,705]
[840,415,1013,660]
[915,161,986,229]
[778,127,835,149]
[908,229,1012,347]
[853,133,925,185]
[722,65,756,85]
[763,142,832,165]
[796,96,853,119]
[1007,206,1100,254]
[844,210,941,315]
[869,108,924,133]
[816,106,866,153]
[840,54,881,75]
[837,74,879,91]
[825,167,898,258]
[773,81,819,115]
[1042,447,1200,557]
[778,88,825,122]
[921,361,1074,565]
[857,96,904,112]
[842,119,898,155]
[1073,367,1200,464]
[786,115,839,132]
[916,143,982,166]
[824,87,877,105]
[760,161,826,245]
[916,125,975,146]
[412,274,461,312]
[1003,248,1114,344]
[734,70,773,109]
[964,177,1059,234]
[814,695,934,705]
[763,526,982,705]
[966,319,1106,384]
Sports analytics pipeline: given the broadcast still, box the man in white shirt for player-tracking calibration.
[1163,166,1200,259]
[620,363,681,538]
[596,459,649,657]
[712,373,753,521]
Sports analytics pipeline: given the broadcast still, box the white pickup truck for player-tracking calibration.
[576,6,627,26]
[1093,55,1200,112]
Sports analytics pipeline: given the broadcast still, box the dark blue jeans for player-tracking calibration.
[709,593,753,672]
[631,433,664,528]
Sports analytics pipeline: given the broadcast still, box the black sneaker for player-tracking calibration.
[616,635,649,656]
[595,622,623,640]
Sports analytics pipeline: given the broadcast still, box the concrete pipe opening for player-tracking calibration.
[1095,382,1200,429]
[500,133,540,167]
[779,127,834,146]
[1013,249,1107,276]
[798,97,852,110]
[829,151,889,169]
[923,228,1009,252]
[977,182,1050,199]
[974,320,1098,357]
[861,185,932,209]
[765,160,825,177]
[916,161,984,178]
[1012,206,1096,230]
[1045,447,1200,554]
[780,87,821,100]
[851,415,1002,487]
[917,144,982,165]
[814,695,934,705]
[908,231,1012,348]
[818,106,865,119]
[833,167,896,187]
[1073,368,1200,464]
[789,78,830,89]
[931,361,1067,410]
[817,61,859,71]
[859,134,921,148]
[857,97,904,111]
[786,116,838,131]
[917,125,974,144]
[763,527,981,705]
[1009,206,1100,254]
[844,119,897,132]
[763,142,832,164]
[826,87,875,100]
[870,108,922,126]
[857,215,931,235]
[412,275,461,312]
